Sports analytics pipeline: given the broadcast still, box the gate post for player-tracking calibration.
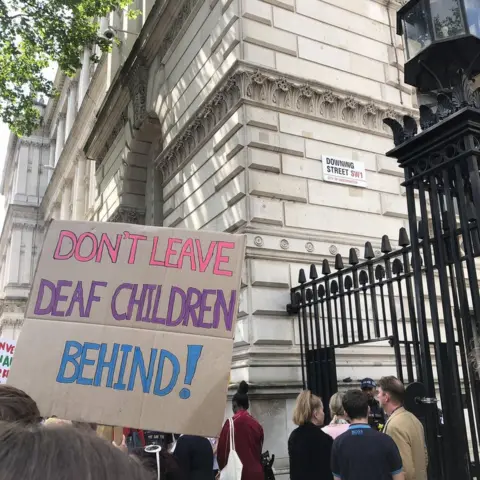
[383,3,480,478]
[384,103,480,480]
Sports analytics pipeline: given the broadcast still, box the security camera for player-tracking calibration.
[103,28,116,40]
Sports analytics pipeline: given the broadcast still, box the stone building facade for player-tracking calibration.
[1,0,416,475]
[0,104,50,340]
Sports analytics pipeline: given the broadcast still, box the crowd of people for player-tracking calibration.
[288,376,428,480]
[0,376,427,480]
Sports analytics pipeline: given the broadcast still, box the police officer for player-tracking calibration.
[361,378,386,431]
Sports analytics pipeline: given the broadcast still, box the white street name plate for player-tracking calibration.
[322,155,367,188]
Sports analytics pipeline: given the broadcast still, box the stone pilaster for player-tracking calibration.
[72,155,86,220]
[60,180,72,220]
[66,81,78,137]
[55,113,66,164]
[78,48,91,108]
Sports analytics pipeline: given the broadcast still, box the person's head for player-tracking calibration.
[0,421,152,480]
[377,376,405,414]
[360,378,377,401]
[232,381,249,414]
[329,392,346,422]
[342,390,369,422]
[131,447,183,480]
[292,390,325,426]
[0,385,41,425]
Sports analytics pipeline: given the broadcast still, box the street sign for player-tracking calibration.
[322,155,367,188]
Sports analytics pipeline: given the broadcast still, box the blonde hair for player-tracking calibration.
[329,392,345,423]
[292,390,322,426]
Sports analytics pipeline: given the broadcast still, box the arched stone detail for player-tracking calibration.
[108,107,163,226]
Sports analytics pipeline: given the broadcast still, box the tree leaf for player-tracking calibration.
[0,0,135,136]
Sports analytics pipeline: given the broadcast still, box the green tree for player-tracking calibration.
[0,0,137,137]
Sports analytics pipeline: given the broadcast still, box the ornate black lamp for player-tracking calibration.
[385,0,480,144]
[382,2,480,480]
[398,0,480,90]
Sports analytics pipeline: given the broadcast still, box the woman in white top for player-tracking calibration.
[322,392,350,439]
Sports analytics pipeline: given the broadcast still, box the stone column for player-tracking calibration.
[14,142,29,201]
[20,226,33,284]
[51,202,61,221]
[6,228,22,285]
[60,181,72,220]
[88,161,97,212]
[55,114,66,165]
[47,139,56,182]
[78,48,91,108]
[72,155,86,220]
[49,139,56,167]
[65,81,78,139]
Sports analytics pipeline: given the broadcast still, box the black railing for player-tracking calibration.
[288,225,480,479]
[287,228,421,390]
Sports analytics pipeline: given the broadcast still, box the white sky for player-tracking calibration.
[0,122,8,229]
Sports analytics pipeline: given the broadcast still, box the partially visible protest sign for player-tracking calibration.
[0,338,16,384]
[8,221,245,436]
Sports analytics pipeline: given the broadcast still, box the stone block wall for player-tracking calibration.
[144,1,417,473]
[86,0,420,474]
[151,0,241,147]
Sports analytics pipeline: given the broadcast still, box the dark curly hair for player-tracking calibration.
[131,447,184,480]
[0,385,41,424]
[232,381,249,410]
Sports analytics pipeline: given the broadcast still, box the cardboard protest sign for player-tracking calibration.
[0,338,16,384]
[8,221,245,436]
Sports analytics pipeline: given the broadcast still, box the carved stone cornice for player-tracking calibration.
[68,79,79,93]
[0,318,24,329]
[156,0,201,62]
[18,139,49,149]
[96,109,128,166]
[0,300,26,317]
[154,68,418,181]
[109,206,145,225]
[127,58,148,130]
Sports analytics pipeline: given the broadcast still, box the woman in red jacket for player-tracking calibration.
[217,381,264,480]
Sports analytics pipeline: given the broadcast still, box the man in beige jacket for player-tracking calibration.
[378,376,428,480]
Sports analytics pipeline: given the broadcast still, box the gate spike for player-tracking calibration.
[398,227,410,247]
[298,268,307,284]
[335,253,344,270]
[349,247,359,265]
[322,259,331,275]
[309,264,318,280]
[364,241,375,260]
[381,235,392,253]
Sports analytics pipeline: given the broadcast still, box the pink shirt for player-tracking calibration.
[322,423,350,439]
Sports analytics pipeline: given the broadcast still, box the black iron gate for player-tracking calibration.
[287,229,479,479]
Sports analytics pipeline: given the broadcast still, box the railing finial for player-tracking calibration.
[381,235,392,253]
[364,241,375,260]
[398,227,410,247]
[335,253,344,270]
[298,268,307,284]
[348,247,359,265]
[322,259,331,275]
